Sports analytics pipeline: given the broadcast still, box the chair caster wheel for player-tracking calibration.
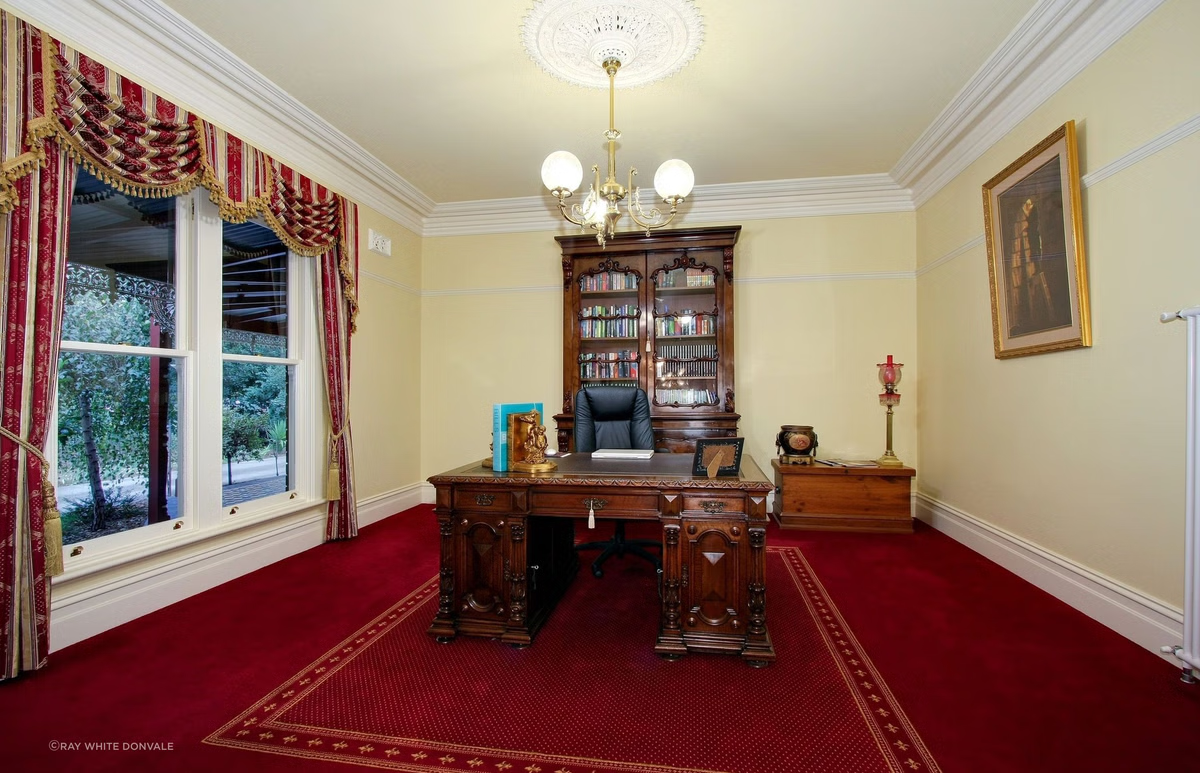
[591,566,604,578]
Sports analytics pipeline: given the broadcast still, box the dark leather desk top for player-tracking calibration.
[429,452,771,491]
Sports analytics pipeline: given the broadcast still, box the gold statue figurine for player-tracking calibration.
[510,409,557,473]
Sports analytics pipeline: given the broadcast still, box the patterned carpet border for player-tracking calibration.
[205,547,940,773]
[779,548,940,772]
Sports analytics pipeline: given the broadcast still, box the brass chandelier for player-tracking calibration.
[524,0,703,247]
[540,57,694,248]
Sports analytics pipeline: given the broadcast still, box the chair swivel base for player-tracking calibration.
[576,522,661,578]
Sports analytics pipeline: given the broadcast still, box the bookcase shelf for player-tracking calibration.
[554,225,741,453]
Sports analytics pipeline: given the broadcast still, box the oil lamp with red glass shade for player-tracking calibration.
[876,355,904,467]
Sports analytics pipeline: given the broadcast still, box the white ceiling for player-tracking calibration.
[4,0,1163,235]
[153,0,1037,204]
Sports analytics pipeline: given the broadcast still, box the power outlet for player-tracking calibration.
[368,229,392,257]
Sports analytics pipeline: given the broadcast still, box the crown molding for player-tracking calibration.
[1,0,434,234]
[894,0,1166,207]
[423,174,913,237]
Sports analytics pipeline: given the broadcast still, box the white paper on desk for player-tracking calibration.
[591,449,654,460]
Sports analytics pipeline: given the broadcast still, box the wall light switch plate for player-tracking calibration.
[368,228,392,256]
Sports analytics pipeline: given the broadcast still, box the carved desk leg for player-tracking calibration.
[427,503,458,643]
[654,520,688,660]
[501,517,533,647]
[741,517,776,667]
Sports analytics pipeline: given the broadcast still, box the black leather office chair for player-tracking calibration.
[573,386,661,578]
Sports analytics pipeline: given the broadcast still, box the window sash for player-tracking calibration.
[53,187,323,563]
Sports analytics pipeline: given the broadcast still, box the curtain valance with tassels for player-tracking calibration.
[1,17,357,319]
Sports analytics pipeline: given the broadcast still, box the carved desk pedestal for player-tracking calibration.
[427,454,776,666]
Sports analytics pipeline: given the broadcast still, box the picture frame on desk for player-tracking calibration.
[982,120,1091,359]
[692,437,744,478]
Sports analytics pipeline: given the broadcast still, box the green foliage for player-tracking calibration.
[223,355,288,427]
[57,291,160,486]
[60,485,147,544]
[222,357,288,475]
[267,419,288,456]
[222,407,269,465]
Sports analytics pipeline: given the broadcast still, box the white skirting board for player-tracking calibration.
[916,494,1182,664]
[49,484,425,652]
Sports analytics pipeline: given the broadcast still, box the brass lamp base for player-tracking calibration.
[876,451,904,468]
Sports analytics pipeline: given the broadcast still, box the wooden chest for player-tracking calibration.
[772,459,915,533]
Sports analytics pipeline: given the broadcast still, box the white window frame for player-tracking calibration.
[52,188,324,569]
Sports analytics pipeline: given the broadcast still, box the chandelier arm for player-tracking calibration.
[626,166,680,232]
[558,200,586,227]
[627,204,680,232]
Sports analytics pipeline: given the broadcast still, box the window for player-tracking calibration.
[55,170,320,557]
[221,219,293,509]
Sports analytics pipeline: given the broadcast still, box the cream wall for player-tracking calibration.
[420,232,565,478]
[916,0,1200,607]
[350,209,423,501]
[732,215,917,469]
[419,214,917,484]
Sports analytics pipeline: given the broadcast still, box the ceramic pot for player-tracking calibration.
[776,425,818,458]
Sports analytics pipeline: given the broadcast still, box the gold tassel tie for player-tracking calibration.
[0,426,64,577]
[326,461,341,502]
[41,480,64,577]
[326,427,344,502]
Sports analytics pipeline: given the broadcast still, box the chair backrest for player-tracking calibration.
[574,386,655,452]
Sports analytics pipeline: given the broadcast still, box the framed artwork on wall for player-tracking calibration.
[982,120,1091,359]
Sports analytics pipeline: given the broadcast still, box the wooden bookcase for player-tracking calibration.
[554,225,741,452]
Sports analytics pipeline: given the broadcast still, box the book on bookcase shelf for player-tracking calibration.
[492,402,543,472]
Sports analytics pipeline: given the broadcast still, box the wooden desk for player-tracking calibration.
[772,459,915,533]
[427,453,776,666]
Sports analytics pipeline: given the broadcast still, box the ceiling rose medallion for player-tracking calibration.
[522,0,704,88]
[523,0,705,246]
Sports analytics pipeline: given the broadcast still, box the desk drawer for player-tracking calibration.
[682,493,746,515]
[453,487,513,512]
[531,490,659,517]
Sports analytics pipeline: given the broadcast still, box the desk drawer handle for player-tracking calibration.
[475,494,494,506]
[701,500,726,513]
[582,497,607,530]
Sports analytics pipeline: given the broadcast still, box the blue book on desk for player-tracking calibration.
[492,402,543,472]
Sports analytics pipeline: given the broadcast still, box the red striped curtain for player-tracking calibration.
[0,11,359,679]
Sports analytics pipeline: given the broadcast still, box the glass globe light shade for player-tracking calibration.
[541,151,583,192]
[653,159,694,200]
[877,355,903,389]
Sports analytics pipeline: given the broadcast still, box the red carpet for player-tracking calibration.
[3,506,1200,772]
[205,547,939,773]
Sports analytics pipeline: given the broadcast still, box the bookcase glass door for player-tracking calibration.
[578,265,642,390]
[651,258,719,407]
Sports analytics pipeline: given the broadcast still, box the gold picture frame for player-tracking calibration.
[982,120,1091,359]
